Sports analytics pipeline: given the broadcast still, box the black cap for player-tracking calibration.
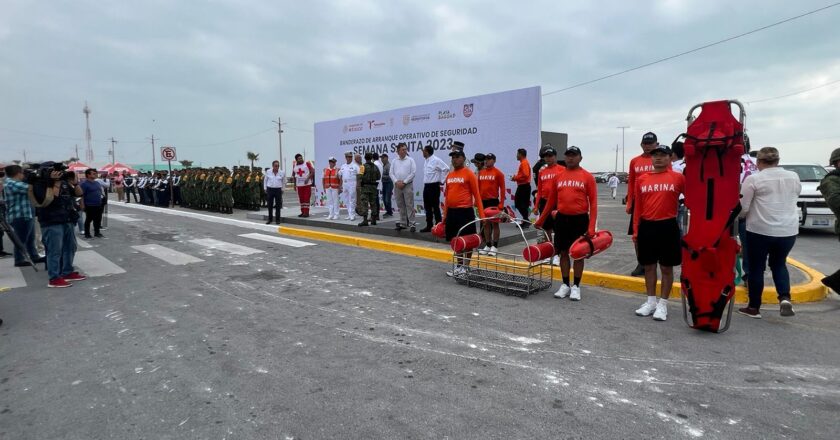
[565,146,581,156]
[641,132,657,144]
[471,153,486,163]
[485,153,496,160]
[650,145,672,155]
[449,149,465,158]
[451,141,465,151]
[540,147,557,157]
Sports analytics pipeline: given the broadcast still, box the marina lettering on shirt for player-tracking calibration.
[535,167,598,234]
[633,170,685,239]
[537,164,562,201]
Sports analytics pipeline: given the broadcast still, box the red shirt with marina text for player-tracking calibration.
[632,170,685,239]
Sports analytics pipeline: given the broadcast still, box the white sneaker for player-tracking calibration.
[488,246,498,257]
[569,285,581,301]
[552,255,560,265]
[635,301,657,317]
[653,301,668,321]
[479,245,490,255]
[554,284,570,298]
[446,266,467,277]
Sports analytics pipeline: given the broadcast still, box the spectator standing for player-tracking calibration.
[81,168,105,238]
[123,172,138,203]
[511,148,531,225]
[292,154,315,217]
[818,147,840,294]
[738,146,758,284]
[30,163,85,288]
[420,145,449,232]
[390,143,417,232]
[113,172,124,202]
[3,165,43,267]
[264,160,286,224]
[737,147,801,319]
[0,168,9,258]
[607,174,620,199]
[338,152,359,221]
[380,153,393,218]
[322,157,340,220]
[632,145,685,321]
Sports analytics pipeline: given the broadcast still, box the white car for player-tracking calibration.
[779,163,834,230]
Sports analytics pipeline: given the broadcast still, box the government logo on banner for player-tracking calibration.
[463,103,474,118]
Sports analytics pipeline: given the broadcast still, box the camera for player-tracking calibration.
[25,161,68,185]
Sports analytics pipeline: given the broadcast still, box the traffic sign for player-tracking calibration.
[160,146,177,161]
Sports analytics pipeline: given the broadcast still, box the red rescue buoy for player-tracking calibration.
[522,241,555,263]
[451,234,482,253]
[568,230,613,260]
[431,222,446,238]
[483,206,502,223]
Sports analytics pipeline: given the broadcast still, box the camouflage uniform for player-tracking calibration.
[357,157,381,226]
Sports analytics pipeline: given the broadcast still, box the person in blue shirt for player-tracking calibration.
[3,165,44,267]
[80,168,105,238]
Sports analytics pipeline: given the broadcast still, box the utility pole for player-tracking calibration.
[617,126,629,172]
[22,150,27,163]
[109,137,118,165]
[74,144,79,161]
[272,117,285,172]
[614,144,619,173]
[148,135,157,172]
[83,101,94,162]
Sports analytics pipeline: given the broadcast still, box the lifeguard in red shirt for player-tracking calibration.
[632,144,685,322]
[478,153,505,257]
[626,131,669,277]
[443,149,485,278]
[535,146,597,302]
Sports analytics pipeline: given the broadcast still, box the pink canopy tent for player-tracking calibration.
[99,162,138,175]
[66,161,94,173]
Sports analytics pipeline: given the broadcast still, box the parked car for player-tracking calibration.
[779,163,834,230]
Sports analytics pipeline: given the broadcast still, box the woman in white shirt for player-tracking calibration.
[738,147,801,319]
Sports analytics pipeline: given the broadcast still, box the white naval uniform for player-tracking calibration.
[338,162,359,220]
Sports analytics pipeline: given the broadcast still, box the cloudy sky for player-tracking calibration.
[1,0,839,171]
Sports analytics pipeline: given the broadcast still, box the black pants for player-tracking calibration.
[84,205,104,236]
[423,183,442,227]
[126,188,138,203]
[514,184,531,220]
[266,187,283,221]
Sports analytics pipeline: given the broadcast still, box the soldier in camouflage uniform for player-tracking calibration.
[357,152,381,226]
[220,170,234,214]
[818,147,840,293]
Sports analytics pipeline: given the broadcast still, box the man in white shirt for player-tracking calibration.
[420,145,449,232]
[389,142,417,232]
[264,160,285,224]
[338,151,359,221]
[607,174,620,199]
[738,147,801,319]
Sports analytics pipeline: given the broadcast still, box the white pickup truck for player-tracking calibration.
[779,163,834,230]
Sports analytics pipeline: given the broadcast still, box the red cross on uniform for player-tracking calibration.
[296,167,306,176]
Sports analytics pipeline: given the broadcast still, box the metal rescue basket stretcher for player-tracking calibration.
[450,212,553,298]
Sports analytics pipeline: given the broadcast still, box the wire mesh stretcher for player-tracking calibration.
[450,213,553,298]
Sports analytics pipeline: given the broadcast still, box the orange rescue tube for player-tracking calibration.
[522,241,555,263]
[451,234,482,253]
[568,230,613,260]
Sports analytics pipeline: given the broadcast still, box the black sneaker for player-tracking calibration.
[736,307,762,319]
[395,223,406,230]
[34,256,46,264]
[0,251,11,258]
[630,265,644,277]
[410,225,416,233]
[419,227,432,233]
[14,261,32,267]
[265,219,274,225]
[779,300,795,317]
[94,234,105,238]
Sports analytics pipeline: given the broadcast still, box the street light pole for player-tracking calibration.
[272,118,285,172]
[617,126,629,172]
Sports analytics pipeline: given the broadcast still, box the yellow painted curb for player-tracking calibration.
[279,226,828,304]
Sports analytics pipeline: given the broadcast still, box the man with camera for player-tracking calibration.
[30,162,87,288]
[3,165,45,267]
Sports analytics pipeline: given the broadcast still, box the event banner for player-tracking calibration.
[313,86,541,213]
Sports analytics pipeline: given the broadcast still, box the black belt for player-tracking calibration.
[362,183,378,187]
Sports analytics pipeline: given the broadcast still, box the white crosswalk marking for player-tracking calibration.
[238,233,314,248]
[189,238,264,256]
[73,251,127,277]
[0,259,28,288]
[132,244,204,265]
[107,214,141,222]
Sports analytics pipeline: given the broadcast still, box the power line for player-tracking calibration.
[542,2,840,97]
[746,78,840,104]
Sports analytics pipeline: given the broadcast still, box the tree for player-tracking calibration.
[246,151,260,171]
[179,160,194,168]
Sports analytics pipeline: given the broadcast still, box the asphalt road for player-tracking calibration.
[1,202,839,439]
